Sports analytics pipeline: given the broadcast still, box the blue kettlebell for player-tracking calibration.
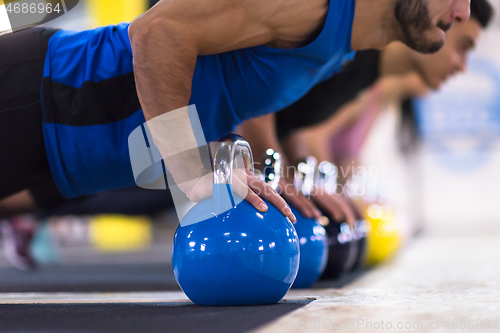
[290,207,328,288]
[172,135,300,306]
[262,151,328,289]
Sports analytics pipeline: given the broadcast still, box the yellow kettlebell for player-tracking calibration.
[365,204,401,265]
[86,0,148,27]
[89,214,152,252]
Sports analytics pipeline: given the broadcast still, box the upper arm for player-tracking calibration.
[130,0,277,55]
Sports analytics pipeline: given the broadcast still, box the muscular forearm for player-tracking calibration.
[238,114,292,174]
[280,132,310,169]
[129,15,209,200]
[129,19,196,121]
[127,0,280,199]
[298,93,370,163]
[238,115,322,219]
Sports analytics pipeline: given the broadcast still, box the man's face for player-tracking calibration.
[395,0,471,54]
[413,18,482,89]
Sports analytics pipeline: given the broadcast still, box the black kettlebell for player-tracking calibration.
[313,161,358,280]
[344,176,369,272]
[351,219,368,271]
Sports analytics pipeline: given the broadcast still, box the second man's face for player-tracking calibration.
[413,18,482,89]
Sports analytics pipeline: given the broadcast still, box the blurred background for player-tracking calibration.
[415,12,500,232]
[360,0,500,237]
[1,0,499,288]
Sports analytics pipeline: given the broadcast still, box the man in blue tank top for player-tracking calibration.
[0,0,470,222]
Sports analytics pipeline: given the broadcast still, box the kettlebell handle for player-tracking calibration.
[316,161,337,195]
[295,156,317,196]
[262,149,282,191]
[213,134,254,185]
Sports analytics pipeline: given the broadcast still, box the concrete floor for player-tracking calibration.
[256,235,500,332]
[1,230,499,332]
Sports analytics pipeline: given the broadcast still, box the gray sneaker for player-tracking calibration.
[1,218,37,271]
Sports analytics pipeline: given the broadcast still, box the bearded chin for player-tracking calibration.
[394,0,444,54]
[402,29,444,54]
[421,40,444,54]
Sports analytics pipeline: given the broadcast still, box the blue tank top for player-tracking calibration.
[41,0,356,198]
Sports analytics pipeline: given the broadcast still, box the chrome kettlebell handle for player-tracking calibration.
[316,161,338,195]
[294,156,317,196]
[213,134,254,185]
[262,149,282,191]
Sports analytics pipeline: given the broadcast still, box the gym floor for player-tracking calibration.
[1,220,499,333]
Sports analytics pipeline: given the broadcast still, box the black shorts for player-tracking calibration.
[0,27,66,208]
[0,28,176,214]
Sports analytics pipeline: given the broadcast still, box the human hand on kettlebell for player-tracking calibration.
[290,157,356,228]
[185,168,297,223]
[276,178,322,220]
[311,191,356,228]
[241,169,297,223]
